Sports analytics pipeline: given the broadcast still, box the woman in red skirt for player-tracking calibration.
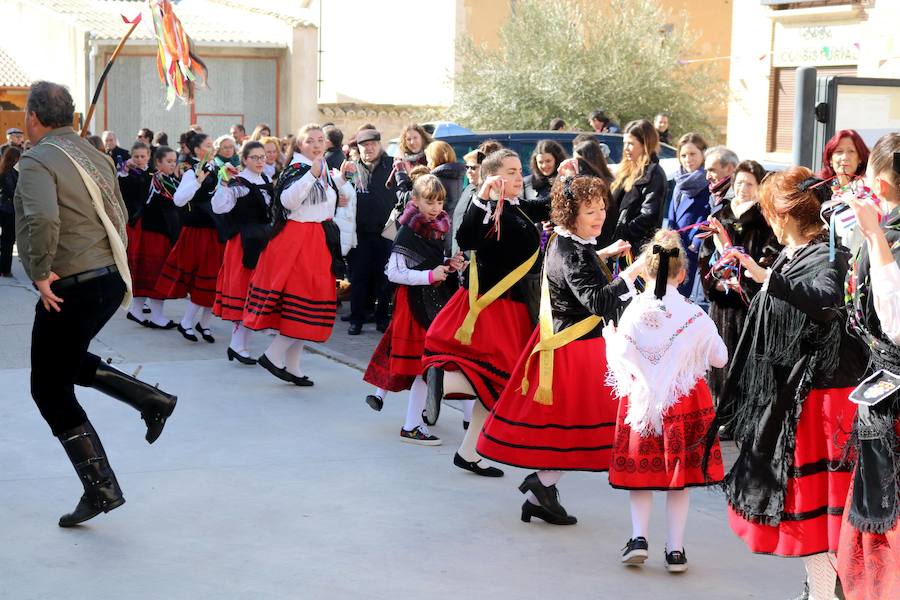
[716,166,862,600]
[118,141,154,324]
[422,149,542,478]
[156,132,225,343]
[126,145,180,329]
[211,141,273,365]
[836,133,900,600]
[477,175,642,524]
[243,123,354,386]
[605,229,727,573]
[363,174,462,444]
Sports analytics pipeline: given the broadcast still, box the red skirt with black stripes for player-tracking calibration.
[476,334,619,472]
[363,286,424,392]
[608,381,724,490]
[728,387,855,557]
[126,220,171,299]
[242,220,337,342]
[213,237,252,322]
[422,290,533,411]
[155,226,225,307]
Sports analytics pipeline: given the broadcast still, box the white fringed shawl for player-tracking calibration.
[604,285,727,436]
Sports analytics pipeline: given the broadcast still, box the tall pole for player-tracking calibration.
[792,66,817,168]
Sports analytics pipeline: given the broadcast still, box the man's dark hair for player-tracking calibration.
[138,127,154,141]
[232,123,246,135]
[325,126,343,148]
[589,109,609,124]
[26,81,75,128]
[153,131,168,146]
[549,118,565,131]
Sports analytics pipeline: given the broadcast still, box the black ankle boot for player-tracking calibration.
[90,361,177,444]
[57,421,125,527]
[423,367,443,426]
[518,472,569,517]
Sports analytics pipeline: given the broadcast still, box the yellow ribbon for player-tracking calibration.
[520,235,613,405]
[453,247,541,346]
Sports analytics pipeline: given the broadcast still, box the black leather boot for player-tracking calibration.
[57,421,125,527]
[518,472,570,517]
[91,361,177,444]
[423,367,443,426]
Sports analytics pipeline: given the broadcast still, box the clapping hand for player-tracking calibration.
[557,158,579,177]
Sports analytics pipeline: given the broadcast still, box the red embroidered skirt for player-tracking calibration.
[422,289,533,411]
[155,226,225,307]
[728,387,855,557]
[126,221,171,299]
[476,334,618,471]
[242,220,337,342]
[837,420,900,600]
[213,237,252,322]
[608,380,724,490]
[363,286,424,392]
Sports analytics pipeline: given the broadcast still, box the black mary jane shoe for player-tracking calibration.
[521,500,577,525]
[195,323,215,343]
[176,323,198,342]
[366,395,384,411]
[258,354,295,383]
[290,374,314,387]
[518,472,569,516]
[146,319,177,330]
[453,452,504,477]
[126,312,149,327]
[227,347,257,365]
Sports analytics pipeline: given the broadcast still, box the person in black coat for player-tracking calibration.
[323,125,345,172]
[521,139,568,224]
[347,128,395,334]
[611,120,668,251]
[0,145,20,276]
[427,141,466,253]
[101,130,130,172]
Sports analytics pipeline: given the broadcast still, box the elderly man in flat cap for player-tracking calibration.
[1,126,25,157]
[15,81,177,527]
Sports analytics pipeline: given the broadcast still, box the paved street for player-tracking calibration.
[0,257,804,600]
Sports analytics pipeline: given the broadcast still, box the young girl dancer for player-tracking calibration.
[243,124,354,386]
[717,167,862,600]
[211,141,273,365]
[157,132,226,343]
[422,149,542,477]
[477,175,641,522]
[837,132,900,600]
[119,141,154,324]
[126,145,180,329]
[363,174,463,444]
[604,229,727,572]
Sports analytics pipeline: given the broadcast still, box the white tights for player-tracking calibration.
[180,301,211,332]
[628,489,690,550]
[147,298,168,327]
[403,376,427,431]
[802,553,837,600]
[230,323,249,354]
[264,334,305,376]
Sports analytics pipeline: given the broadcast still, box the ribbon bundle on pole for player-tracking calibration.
[150,0,208,108]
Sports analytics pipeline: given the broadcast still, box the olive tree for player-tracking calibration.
[449,0,725,140]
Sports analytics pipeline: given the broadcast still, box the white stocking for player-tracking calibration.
[372,387,387,399]
[230,323,249,353]
[264,334,295,368]
[129,297,147,319]
[198,306,213,329]
[666,489,690,551]
[803,553,837,600]
[629,490,653,539]
[403,376,427,431]
[284,341,306,377]
[147,299,168,327]
[457,400,488,462]
[180,301,203,332]
[462,399,474,422]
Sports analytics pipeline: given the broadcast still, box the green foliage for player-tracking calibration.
[449,0,725,141]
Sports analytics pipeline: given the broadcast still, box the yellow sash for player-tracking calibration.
[520,235,612,405]
[453,247,540,346]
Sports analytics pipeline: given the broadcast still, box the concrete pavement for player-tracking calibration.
[0,258,805,599]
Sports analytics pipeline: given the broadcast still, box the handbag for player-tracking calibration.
[381,205,400,241]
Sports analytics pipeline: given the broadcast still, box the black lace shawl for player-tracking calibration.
[721,236,854,525]
[393,225,457,328]
[847,209,900,533]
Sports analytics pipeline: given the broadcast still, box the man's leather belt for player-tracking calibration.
[52,265,119,290]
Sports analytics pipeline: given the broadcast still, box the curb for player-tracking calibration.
[304,341,367,373]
